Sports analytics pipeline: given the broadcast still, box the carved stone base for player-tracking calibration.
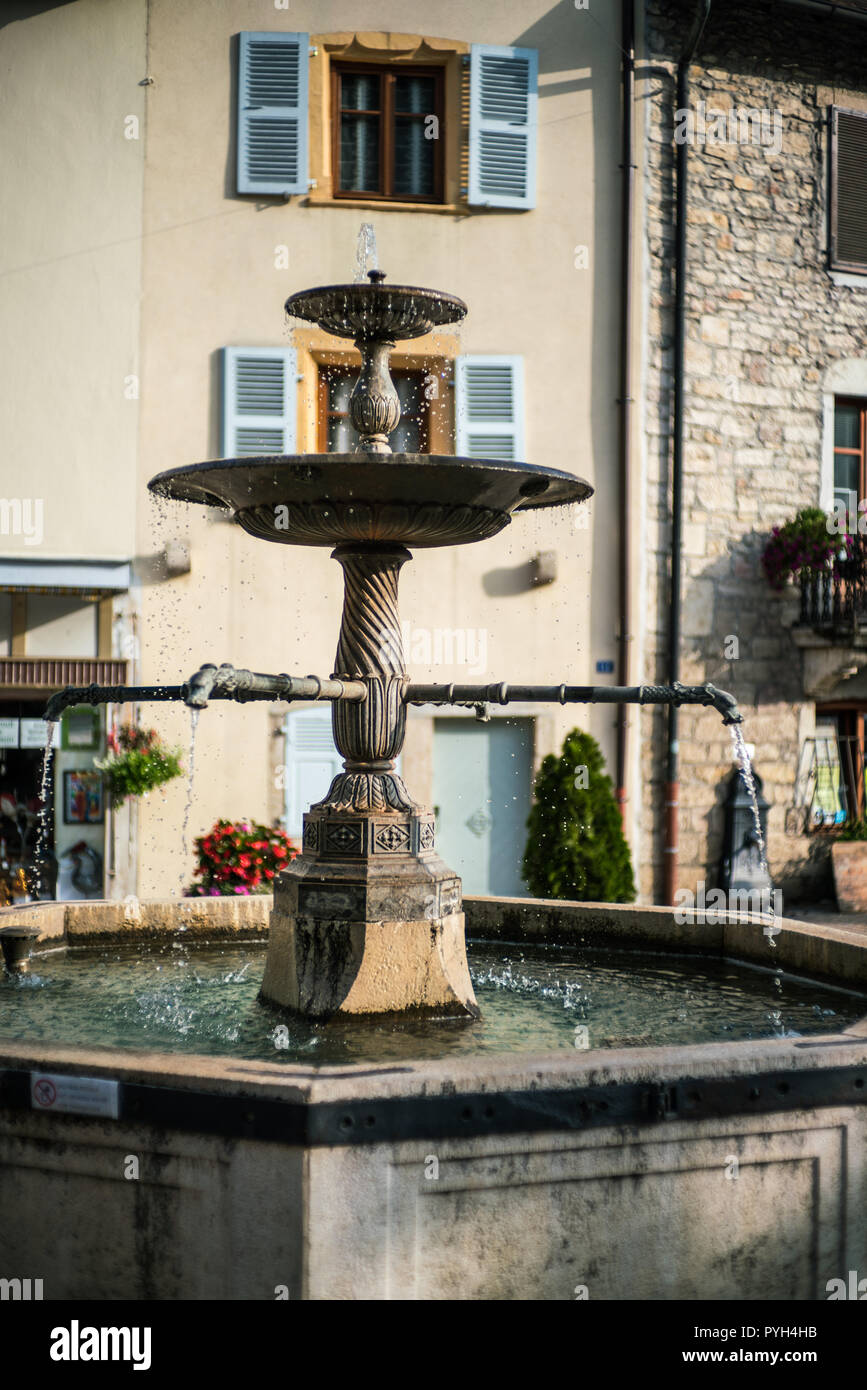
[258,813,478,1018]
[260,906,477,1019]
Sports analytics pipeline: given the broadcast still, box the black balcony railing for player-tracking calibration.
[798,533,867,633]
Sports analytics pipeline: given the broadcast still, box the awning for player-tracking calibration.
[0,559,131,595]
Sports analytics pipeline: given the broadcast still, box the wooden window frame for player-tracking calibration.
[317,364,431,453]
[829,105,867,274]
[834,397,867,505]
[330,61,445,204]
[815,704,867,823]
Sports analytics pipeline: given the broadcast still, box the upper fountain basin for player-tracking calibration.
[285,282,467,342]
[148,454,592,548]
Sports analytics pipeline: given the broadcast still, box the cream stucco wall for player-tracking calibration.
[133,0,624,895]
[0,0,627,897]
[0,0,146,560]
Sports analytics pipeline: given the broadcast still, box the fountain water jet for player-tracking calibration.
[44,259,744,1020]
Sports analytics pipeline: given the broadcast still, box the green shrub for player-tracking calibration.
[522,728,636,903]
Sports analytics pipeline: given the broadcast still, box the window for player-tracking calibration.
[805,710,867,828]
[236,35,540,211]
[331,63,444,202]
[833,397,867,519]
[318,365,430,452]
[830,107,867,273]
[282,707,342,837]
[282,706,402,834]
[222,347,297,457]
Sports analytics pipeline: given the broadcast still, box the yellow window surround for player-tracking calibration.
[308,33,470,212]
[291,327,461,455]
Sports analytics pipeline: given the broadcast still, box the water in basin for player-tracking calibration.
[1,940,862,1065]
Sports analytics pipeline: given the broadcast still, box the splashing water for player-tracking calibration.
[3,941,859,1062]
[32,721,56,898]
[353,223,378,282]
[730,724,780,948]
[178,708,200,896]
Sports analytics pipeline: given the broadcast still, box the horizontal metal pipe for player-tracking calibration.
[405,680,743,725]
[44,673,742,726]
[44,670,367,721]
[182,664,367,710]
[44,684,187,722]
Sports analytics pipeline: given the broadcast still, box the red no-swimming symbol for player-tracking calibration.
[33,1078,56,1108]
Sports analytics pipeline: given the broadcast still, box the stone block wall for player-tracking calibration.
[639,0,867,903]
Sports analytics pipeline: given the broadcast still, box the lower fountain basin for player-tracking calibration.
[148,454,593,548]
[2,938,862,1062]
[2,894,866,1300]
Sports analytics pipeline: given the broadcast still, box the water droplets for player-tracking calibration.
[31,722,56,898]
[178,707,200,895]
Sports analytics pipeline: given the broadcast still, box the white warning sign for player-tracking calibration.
[31,1072,120,1119]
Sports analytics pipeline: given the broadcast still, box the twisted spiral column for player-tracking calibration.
[314,544,415,812]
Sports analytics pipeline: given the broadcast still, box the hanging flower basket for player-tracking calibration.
[187,819,298,896]
[761,507,852,591]
[96,724,184,808]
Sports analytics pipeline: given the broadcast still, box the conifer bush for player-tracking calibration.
[522,728,636,902]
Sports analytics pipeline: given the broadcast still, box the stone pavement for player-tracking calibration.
[786,903,867,938]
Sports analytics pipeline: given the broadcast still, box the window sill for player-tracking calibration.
[305,194,470,217]
[829,268,867,289]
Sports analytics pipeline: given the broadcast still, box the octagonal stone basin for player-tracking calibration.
[1,895,866,1301]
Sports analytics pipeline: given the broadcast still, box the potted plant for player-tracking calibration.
[761,506,851,591]
[830,816,867,913]
[187,819,298,896]
[96,723,184,808]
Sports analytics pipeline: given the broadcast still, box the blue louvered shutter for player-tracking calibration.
[237,32,309,195]
[455,356,525,460]
[282,707,402,833]
[222,347,297,456]
[283,707,343,836]
[468,45,538,209]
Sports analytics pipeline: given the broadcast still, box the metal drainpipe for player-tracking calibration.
[664,0,712,905]
[616,0,636,826]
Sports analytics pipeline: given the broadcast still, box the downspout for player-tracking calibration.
[664,0,712,904]
[616,0,636,824]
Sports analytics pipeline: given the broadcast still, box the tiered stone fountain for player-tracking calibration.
[47,266,742,1020]
[10,261,867,1303]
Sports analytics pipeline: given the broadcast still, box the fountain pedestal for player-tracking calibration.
[261,819,476,1018]
[259,543,478,1018]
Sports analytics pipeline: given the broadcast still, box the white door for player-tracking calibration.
[432,717,533,896]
